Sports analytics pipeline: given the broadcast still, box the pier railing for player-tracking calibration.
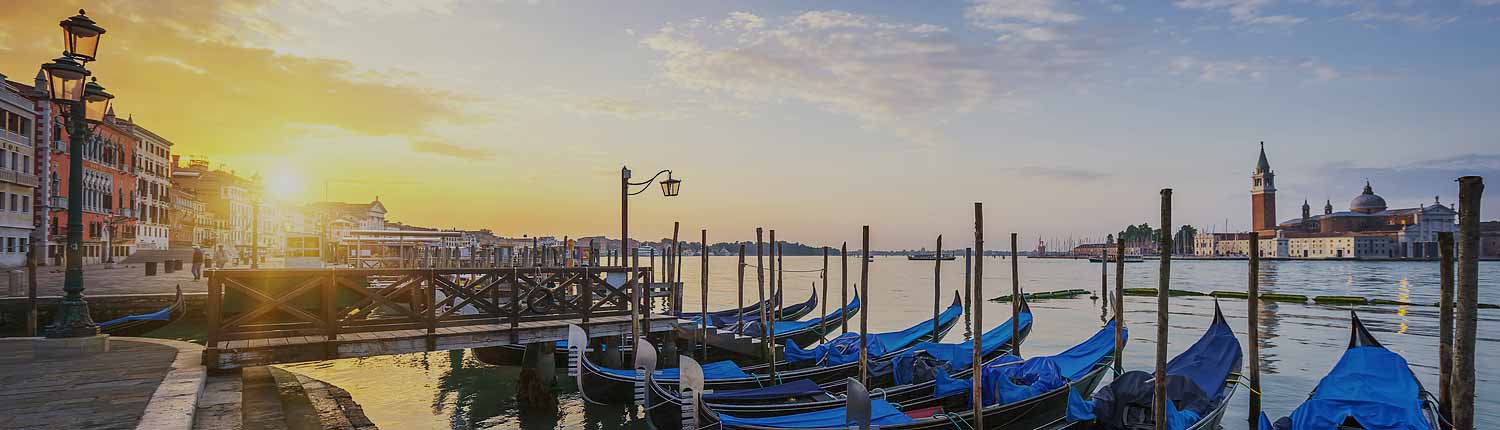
[204,266,650,349]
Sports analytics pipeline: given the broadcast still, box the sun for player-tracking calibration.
[264,170,305,202]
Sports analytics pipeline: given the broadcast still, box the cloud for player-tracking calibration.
[1314,154,1500,214]
[1174,0,1306,25]
[144,55,207,75]
[642,8,1108,147]
[966,0,1082,24]
[1168,56,1340,82]
[410,139,493,160]
[1342,9,1459,29]
[1014,166,1112,182]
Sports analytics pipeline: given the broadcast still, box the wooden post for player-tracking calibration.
[1248,231,1262,428]
[1154,188,1172,430]
[206,271,222,349]
[581,265,593,327]
[701,229,709,361]
[737,243,746,328]
[859,225,871,387]
[756,228,768,364]
[1101,242,1108,306]
[821,246,829,337]
[1438,231,1455,427]
[769,235,779,379]
[1452,176,1482,430]
[933,235,942,339]
[25,250,37,336]
[1114,238,1125,373]
[971,204,985,430]
[652,247,659,286]
[630,245,640,353]
[330,270,345,340]
[841,241,849,334]
[1011,232,1020,356]
[964,247,972,323]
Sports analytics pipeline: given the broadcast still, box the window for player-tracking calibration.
[21,195,28,212]
[22,155,29,173]
[10,194,17,212]
[10,152,17,170]
[5,238,13,253]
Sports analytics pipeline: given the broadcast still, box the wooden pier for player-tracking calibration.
[203,266,677,370]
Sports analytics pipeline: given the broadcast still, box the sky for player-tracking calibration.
[2,0,1496,249]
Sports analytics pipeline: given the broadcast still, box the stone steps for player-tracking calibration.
[193,366,377,430]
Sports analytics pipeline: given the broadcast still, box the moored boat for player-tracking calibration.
[99,285,185,337]
[574,292,980,403]
[1066,301,1242,430]
[1257,312,1442,430]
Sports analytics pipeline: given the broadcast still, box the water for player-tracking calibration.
[279,256,1500,429]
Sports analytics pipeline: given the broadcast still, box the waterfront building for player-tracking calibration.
[0,73,40,268]
[121,117,173,251]
[171,158,255,262]
[1195,144,1456,259]
[44,104,139,264]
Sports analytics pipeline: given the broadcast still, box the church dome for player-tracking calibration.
[1349,181,1387,214]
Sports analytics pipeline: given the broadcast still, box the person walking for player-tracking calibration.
[215,246,228,269]
[191,246,205,281]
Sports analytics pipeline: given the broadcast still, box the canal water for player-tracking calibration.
[272,257,1498,429]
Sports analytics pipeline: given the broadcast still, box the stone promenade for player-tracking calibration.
[0,337,205,430]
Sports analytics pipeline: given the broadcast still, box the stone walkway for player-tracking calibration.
[23,259,283,297]
[0,337,181,429]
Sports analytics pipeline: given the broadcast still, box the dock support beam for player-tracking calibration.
[515,342,559,413]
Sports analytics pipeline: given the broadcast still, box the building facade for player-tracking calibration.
[124,118,172,251]
[0,74,40,267]
[1195,144,1456,259]
[171,158,255,263]
[45,105,139,265]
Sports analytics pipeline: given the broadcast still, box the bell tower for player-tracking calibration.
[1251,142,1277,232]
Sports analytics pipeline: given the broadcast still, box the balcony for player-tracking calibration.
[49,196,67,210]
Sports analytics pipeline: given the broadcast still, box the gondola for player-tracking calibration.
[473,289,811,367]
[1067,301,1242,430]
[680,288,787,327]
[727,292,859,349]
[660,318,1118,430]
[575,292,977,403]
[1257,312,1442,430]
[99,285,185,337]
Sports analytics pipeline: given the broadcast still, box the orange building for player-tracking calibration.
[47,106,138,264]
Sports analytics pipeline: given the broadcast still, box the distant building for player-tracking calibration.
[1196,144,1456,259]
[171,158,255,261]
[1070,243,1111,257]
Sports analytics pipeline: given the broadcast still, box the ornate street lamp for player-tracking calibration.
[83,77,113,122]
[40,55,88,103]
[60,9,106,63]
[43,10,107,338]
[619,166,681,353]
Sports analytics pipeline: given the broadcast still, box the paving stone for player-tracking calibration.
[0,339,177,430]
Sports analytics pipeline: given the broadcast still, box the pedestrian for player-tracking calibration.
[215,246,227,269]
[191,246,204,281]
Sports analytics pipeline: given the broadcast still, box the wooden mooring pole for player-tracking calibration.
[859,225,871,387]
[1452,176,1483,430]
[1011,232,1020,357]
[1154,188,1172,430]
[972,204,985,430]
[841,242,849,334]
[1114,237,1124,373]
[933,235,942,339]
[700,229,709,361]
[964,247,972,323]
[1438,231,1455,428]
[1248,231,1262,428]
[737,243,746,328]
[769,230,779,380]
[821,246,829,337]
[756,228,769,364]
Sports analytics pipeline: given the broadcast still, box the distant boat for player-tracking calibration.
[1088,255,1144,263]
[907,253,957,261]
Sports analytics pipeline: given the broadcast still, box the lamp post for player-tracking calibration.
[619,166,680,353]
[43,9,107,338]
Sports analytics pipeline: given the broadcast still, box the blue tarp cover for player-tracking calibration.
[716,398,915,428]
[703,379,824,401]
[597,359,749,380]
[931,322,1121,405]
[889,311,1037,385]
[740,295,856,338]
[783,299,959,366]
[1269,346,1433,430]
[1165,315,1242,401]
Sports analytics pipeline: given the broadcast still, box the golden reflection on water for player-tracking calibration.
[1397,277,1410,334]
